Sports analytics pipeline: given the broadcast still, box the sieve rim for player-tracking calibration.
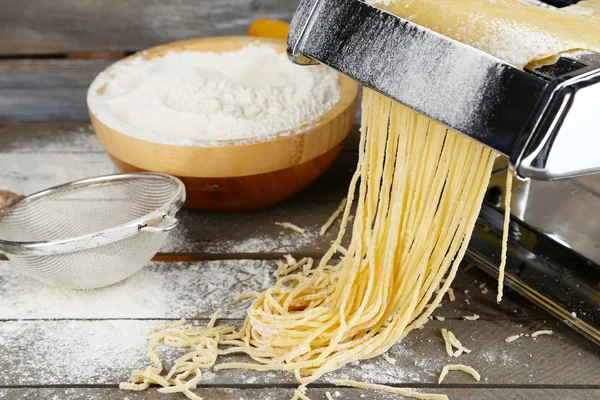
[0,173,186,256]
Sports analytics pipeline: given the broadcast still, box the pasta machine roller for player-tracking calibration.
[287,0,600,345]
[287,0,600,181]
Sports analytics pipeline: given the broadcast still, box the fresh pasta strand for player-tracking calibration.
[497,171,513,303]
[122,89,496,400]
[118,0,600,397]
[320,198,348,236]
[438,364,481,384]
[216,91,495,382]
[332,380,448,400]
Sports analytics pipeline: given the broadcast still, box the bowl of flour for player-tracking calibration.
[88,36,358,211]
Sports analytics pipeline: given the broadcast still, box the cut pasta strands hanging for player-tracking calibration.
[119,0,600,398]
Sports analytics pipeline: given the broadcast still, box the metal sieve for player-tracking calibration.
[0,173,186,289]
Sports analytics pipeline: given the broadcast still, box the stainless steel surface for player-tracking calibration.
[288,0,600,340]
[287,0,545,157]
[0,173,185,289]
[469,168,600,344]
[287,0,600,180]
[490,167,600,264]
[515,59,600,180]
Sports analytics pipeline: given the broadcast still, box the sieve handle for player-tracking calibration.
[139,215,179,233]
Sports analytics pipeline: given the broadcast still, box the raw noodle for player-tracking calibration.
[275,222,306,234]
[438,364,481,384]
[497,172,513,303]
[320,198,348,236]
[332,380,448,400]
[213,90,496,385]
[121,90,495,400]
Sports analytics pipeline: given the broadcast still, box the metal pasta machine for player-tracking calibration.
[286,0,600,344]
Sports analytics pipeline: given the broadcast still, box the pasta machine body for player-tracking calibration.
[469,163,600,345]
[287,0,600,181]
[287,0,600,344]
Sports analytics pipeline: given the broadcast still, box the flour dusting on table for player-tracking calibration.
[0,260,274,319]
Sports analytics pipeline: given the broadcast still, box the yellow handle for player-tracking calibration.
[248,19,290,40]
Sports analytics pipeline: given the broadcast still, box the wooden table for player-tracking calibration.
[1,1,599,399]
[1,123,599,400]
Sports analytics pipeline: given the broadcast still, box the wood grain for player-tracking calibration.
[0,0,299,55]
[0,60,112,122]
[0,260,549,320]
[1,388,599,400]
[1,318,597,387]
[111,144,348,211]
[0,123,105,153]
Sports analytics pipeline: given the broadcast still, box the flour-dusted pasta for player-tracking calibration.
[320,198,348,236]
[119,1,600,399]
[438,364,481,384]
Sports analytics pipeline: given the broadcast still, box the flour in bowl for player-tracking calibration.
[87,43,341,146]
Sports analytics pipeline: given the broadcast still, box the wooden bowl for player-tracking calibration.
[88,36,359,211]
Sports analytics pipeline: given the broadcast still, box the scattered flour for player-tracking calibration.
[0,320,150,385]
[163,211,324,254]
[0,260,273,319]
[88,44,341,146]
[478,349,516,367]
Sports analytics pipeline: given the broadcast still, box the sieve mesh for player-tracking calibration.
[0,175,179,242]
[0,173,185,289]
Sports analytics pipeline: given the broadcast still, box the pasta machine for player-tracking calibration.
[287,0,600,344]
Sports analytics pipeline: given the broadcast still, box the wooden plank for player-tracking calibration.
[0,0,299,55]
[0,152,119,195]
[0,318,597,387]
[1,388,599,400]
[0,260,272,320]
[0,260,548,320]
[0,60,113,122]
[0,123,103,153]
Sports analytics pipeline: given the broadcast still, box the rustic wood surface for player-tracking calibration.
[2,1,598,397]
[1,388,597,400]
[0,0,299,55]
[0,60,111,121]
[0,124,598,399]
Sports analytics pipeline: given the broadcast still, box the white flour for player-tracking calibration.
[0,260,274,319]
[88,44,341,146]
